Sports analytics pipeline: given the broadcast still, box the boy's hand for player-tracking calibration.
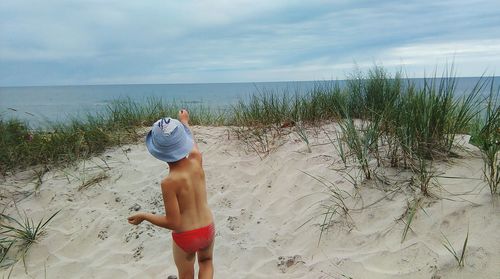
[178,109,189,125]
[128,213,145,225]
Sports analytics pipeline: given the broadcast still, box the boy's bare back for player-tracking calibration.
[164,147,213,232]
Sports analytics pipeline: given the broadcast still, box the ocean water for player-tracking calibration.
[0,77,496,128]
[0,81,316,127]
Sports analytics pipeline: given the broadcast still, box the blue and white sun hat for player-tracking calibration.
[145,117,194,163]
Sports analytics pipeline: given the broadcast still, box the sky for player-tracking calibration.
[1,0,500,86]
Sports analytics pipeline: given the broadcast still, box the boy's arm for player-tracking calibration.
[179,109,202,163]
[128,179,181,230]
[186,125,202,163]
[184,122,200,153]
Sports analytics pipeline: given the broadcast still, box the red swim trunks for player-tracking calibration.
[172,223,215,254]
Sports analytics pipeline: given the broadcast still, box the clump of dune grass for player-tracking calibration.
[295,121,311,153]
[442,228,469,268]
[231,81,344,128]
[298,171,352,244]
[327,129,348,167]
[409,156,438,196]
[337,116,381,180]
[0,118,32,173]
[231,125,285,159]
[400,197,423,242]
[231,89,292,127]
[58,158,112,191]
[78,172,109,191]
[469,82,500,196]
[393,73,482,161]
[0,210,60,269]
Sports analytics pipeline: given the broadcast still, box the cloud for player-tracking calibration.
[1,0,499,85]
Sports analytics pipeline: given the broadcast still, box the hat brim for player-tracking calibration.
[146,123,194,163]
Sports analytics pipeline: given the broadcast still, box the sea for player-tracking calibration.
[0,77,497,128]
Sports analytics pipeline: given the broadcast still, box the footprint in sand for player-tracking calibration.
[97,229,108,240]
[219,197,232,208]
[227,216,239,231]
[277,255,305,273]
[133,244,144,261]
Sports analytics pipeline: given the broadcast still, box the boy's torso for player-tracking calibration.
[166,157,213,232]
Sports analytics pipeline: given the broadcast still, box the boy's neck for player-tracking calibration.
[167,157,188,170]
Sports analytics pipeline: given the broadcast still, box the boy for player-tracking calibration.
[128,109,215,279]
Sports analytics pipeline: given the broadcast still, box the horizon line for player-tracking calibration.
[1,75,499,88]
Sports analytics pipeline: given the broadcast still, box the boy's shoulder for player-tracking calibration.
[161,173,179,186]
[161,169,189,187]
[188,149,203,163]
[161,174,177,188]
[160,176,180,196]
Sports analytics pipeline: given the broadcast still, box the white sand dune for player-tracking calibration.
[1,124,499,278]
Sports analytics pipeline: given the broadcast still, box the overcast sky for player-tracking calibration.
[1,0,499,86]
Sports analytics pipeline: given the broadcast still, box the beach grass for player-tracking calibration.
[469,83,500,195]
[442,228,469,268]
[0,238,14,266]
[0,98,225,174]
[337,116,380,180]
[231,81,344,127]
[401,197,422,243]
[326,129,348,167]
[299,171,351,244]
[410,156,437,196]
[0,210,60,268]
[295,121,311,153]
[1,66,497,199]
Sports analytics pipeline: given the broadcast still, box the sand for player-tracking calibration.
[1,124,499,279]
